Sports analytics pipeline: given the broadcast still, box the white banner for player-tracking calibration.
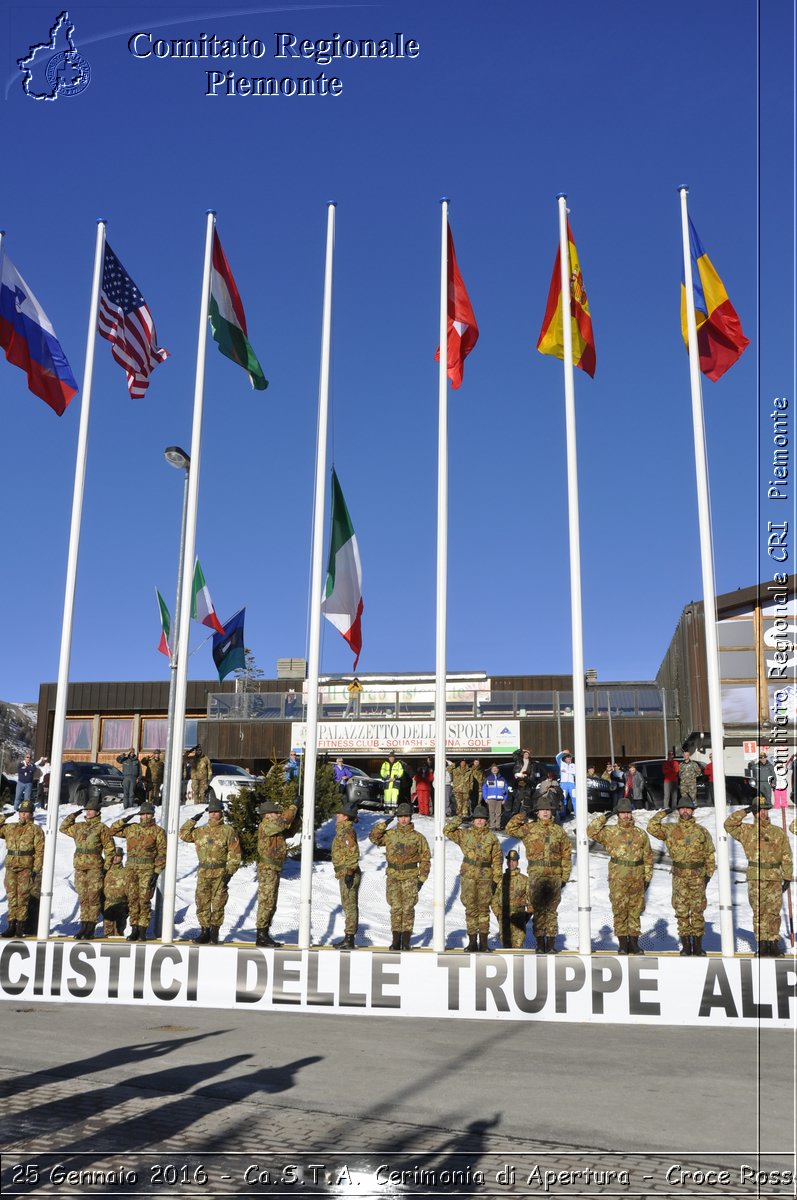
[290,719,520,754]
[0,942,793,1028]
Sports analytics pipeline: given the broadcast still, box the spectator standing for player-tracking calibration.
[533,771,564,820]
[703,752,714,806]
[283,750,300,783]
[512,749,535,815]
[413,763,434,817]
[609,762,626,809]
[661,752,680,810]
[380,752,404,809]
[556,749,576,818]
[34,756,50,806]
[116,748,142,808]
[333,757,353,796]
[344,677,363,718]
[284,688,299,718]
[747,751,775,805]
[481,762,509,830]
[14,752,36,811]
[624,764,646,808]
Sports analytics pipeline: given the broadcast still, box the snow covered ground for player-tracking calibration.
[3,802,795,953]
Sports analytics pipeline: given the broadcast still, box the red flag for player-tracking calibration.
[435,224,479,389]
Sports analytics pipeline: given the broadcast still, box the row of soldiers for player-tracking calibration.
[1,791,793,953]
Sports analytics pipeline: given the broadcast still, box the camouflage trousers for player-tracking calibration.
[5,867,35,923]
[748,879,784,941]
[257,867,283,929]
[490,901,528,948]
[125,865,157,928]
[385,874,419,932]
[460,875,494,934]
[454,791,471,817]
[191,773,210,803]
[75,865,104,922]
[672,873,708,937]
[608,869,646,936]
[196,869,229,927]
[528,872,563,938]
[338,869,361,935]
[103,903,129,937]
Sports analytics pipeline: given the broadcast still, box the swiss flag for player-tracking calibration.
[435,223,479,389]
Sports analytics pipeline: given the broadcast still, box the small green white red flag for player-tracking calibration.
[321,470,363,669]
[191,559,225,634]
[156,590,171,657]
[209,230,268,390]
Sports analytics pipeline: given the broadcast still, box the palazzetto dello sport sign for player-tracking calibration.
[0,942,794,1028]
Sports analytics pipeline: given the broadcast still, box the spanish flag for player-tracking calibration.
[681,218,749,381]
[537,220,596,378]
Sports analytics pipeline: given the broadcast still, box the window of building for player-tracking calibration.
[184,720,198,747]
[141,719,168,750]
[64,718,92,751]
[717,619,754,648]
[721,684,757,724]
[101,719,134,751]
[718,649,757,680]
[636,687,663,713]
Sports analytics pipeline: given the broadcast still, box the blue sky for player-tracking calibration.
[1,1,794,701]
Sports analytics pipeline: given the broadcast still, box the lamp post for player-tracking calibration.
[159,446,191,938]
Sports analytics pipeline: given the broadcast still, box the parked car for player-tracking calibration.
[630,759,758,807]
[340,764,385,811]
[208,761,259,805]
[59,761,126,807]
[496,759,612,815]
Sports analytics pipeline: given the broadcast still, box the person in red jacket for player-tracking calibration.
[662,752,680,810]
[413,764,434,816]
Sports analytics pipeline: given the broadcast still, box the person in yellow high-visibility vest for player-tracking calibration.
[380,752,404,809]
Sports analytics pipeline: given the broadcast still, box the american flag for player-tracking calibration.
[98,243,168,398]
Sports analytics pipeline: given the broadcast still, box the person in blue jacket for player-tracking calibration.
[482,762,510,830]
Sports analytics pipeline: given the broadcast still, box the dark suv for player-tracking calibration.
[630,759,758,807]
[497,759,612,815]
[59,762,127,807]
[340,765,385,810]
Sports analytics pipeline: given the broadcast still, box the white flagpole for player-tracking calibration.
[161,210,216,943]
[678,186,734,957]
[298,201,336,950]
[432,198,449,953]
[556,194,592,955]
[37,219,106,939]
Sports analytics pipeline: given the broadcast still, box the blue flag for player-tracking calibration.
[212,608,246,682]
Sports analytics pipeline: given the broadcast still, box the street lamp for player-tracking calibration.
[159,446,191,937]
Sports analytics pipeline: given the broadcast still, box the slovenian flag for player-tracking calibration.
[209,231,268,390]
[156,590,171,657]
[537,219,596,377]
[681,218,749,381]
[321,470,364,669]
[190,559,225,634]
[0,250,78,415]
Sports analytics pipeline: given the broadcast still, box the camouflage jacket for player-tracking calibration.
[586,814,653,882]
[331,823,360,877]
[505,814,572,882]
[369,821,430,882]
[0,816,44,873]
[647,812,716,876]
[491,869,529,915]
[257,804,298,870]
[444,817,503,882]
[724,811,793,881]
[179,819,241,874]
[108,819,167,872]
[678,760,702,792]
[190,754,212,782]
[60,812,117,868]
[451,765,473,794]
[146,758,165,790]
[102,863,129,905]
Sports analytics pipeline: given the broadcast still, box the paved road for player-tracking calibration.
[0,1003,793,1197]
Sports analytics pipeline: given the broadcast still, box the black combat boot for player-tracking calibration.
[539,937,550,954]
[477,932,491,953]
[262,932,281,948]
[193,928,210,945]
[548,937,559,954]
[256,928,268,947]
[692,936,706,956]
[209,926,220,944]
[2,921,17,938]
[343,934,356,950]
[466,934,478,952]
[389,932,402,951]
[401,932,412,951]
[83,923,95,941]
[617,935,629,954]
[127,925,139,942]
[628,936,644,955]
[680,936,693,956]
[771,940,784,957]
[74,922,88,940]
[138,926,148,942]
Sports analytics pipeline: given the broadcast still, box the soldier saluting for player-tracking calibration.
[648,797,715,956]
[255,798,298,948]
[445,805,503,952]
[1,799,44,939]
[725,796,793,957]
[180,798,241,944]
[587,797,653,954]
[370,801,430,951]
[506,794,572,954]
[60,794,117,940]
[108,802,166,941]
[331,804,361,949]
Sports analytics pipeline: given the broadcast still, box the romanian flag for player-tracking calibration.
[681,218,749,381]
[435,223,479,389]
[537,220,596,378]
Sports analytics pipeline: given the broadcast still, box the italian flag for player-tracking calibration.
[156,590,171,657]
[208,230,268,391]
[191,559,225,634]
[321,470,363,669]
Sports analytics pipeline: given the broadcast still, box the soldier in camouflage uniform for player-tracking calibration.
[587,797,653,954]
[506,794,572,953]
[445,805,503,952]
[648,798,716,955]
[180,798,241,944]
[60,796,117,939]
[677,751,702,804]
[1,800,44,938]
[451,760,474,817]
[331,804,361,949]
[144,751,165,804]
[490,849,530,949]
[255,799,298,947]
[725,797,793,956]
[186,745,213,804]
[470,760,485,815]
[108,802,167,941]
[370,801,431,950]
[102,847,129,937]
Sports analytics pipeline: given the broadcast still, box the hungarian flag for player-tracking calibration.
[435,223,479,389]
[537,219,596,377]
[209,230,268,390]
[321,470,364,669]
[156,590,171,657]
[680,217,749,380]
[190,559,225,634]
[212,609,246,682]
